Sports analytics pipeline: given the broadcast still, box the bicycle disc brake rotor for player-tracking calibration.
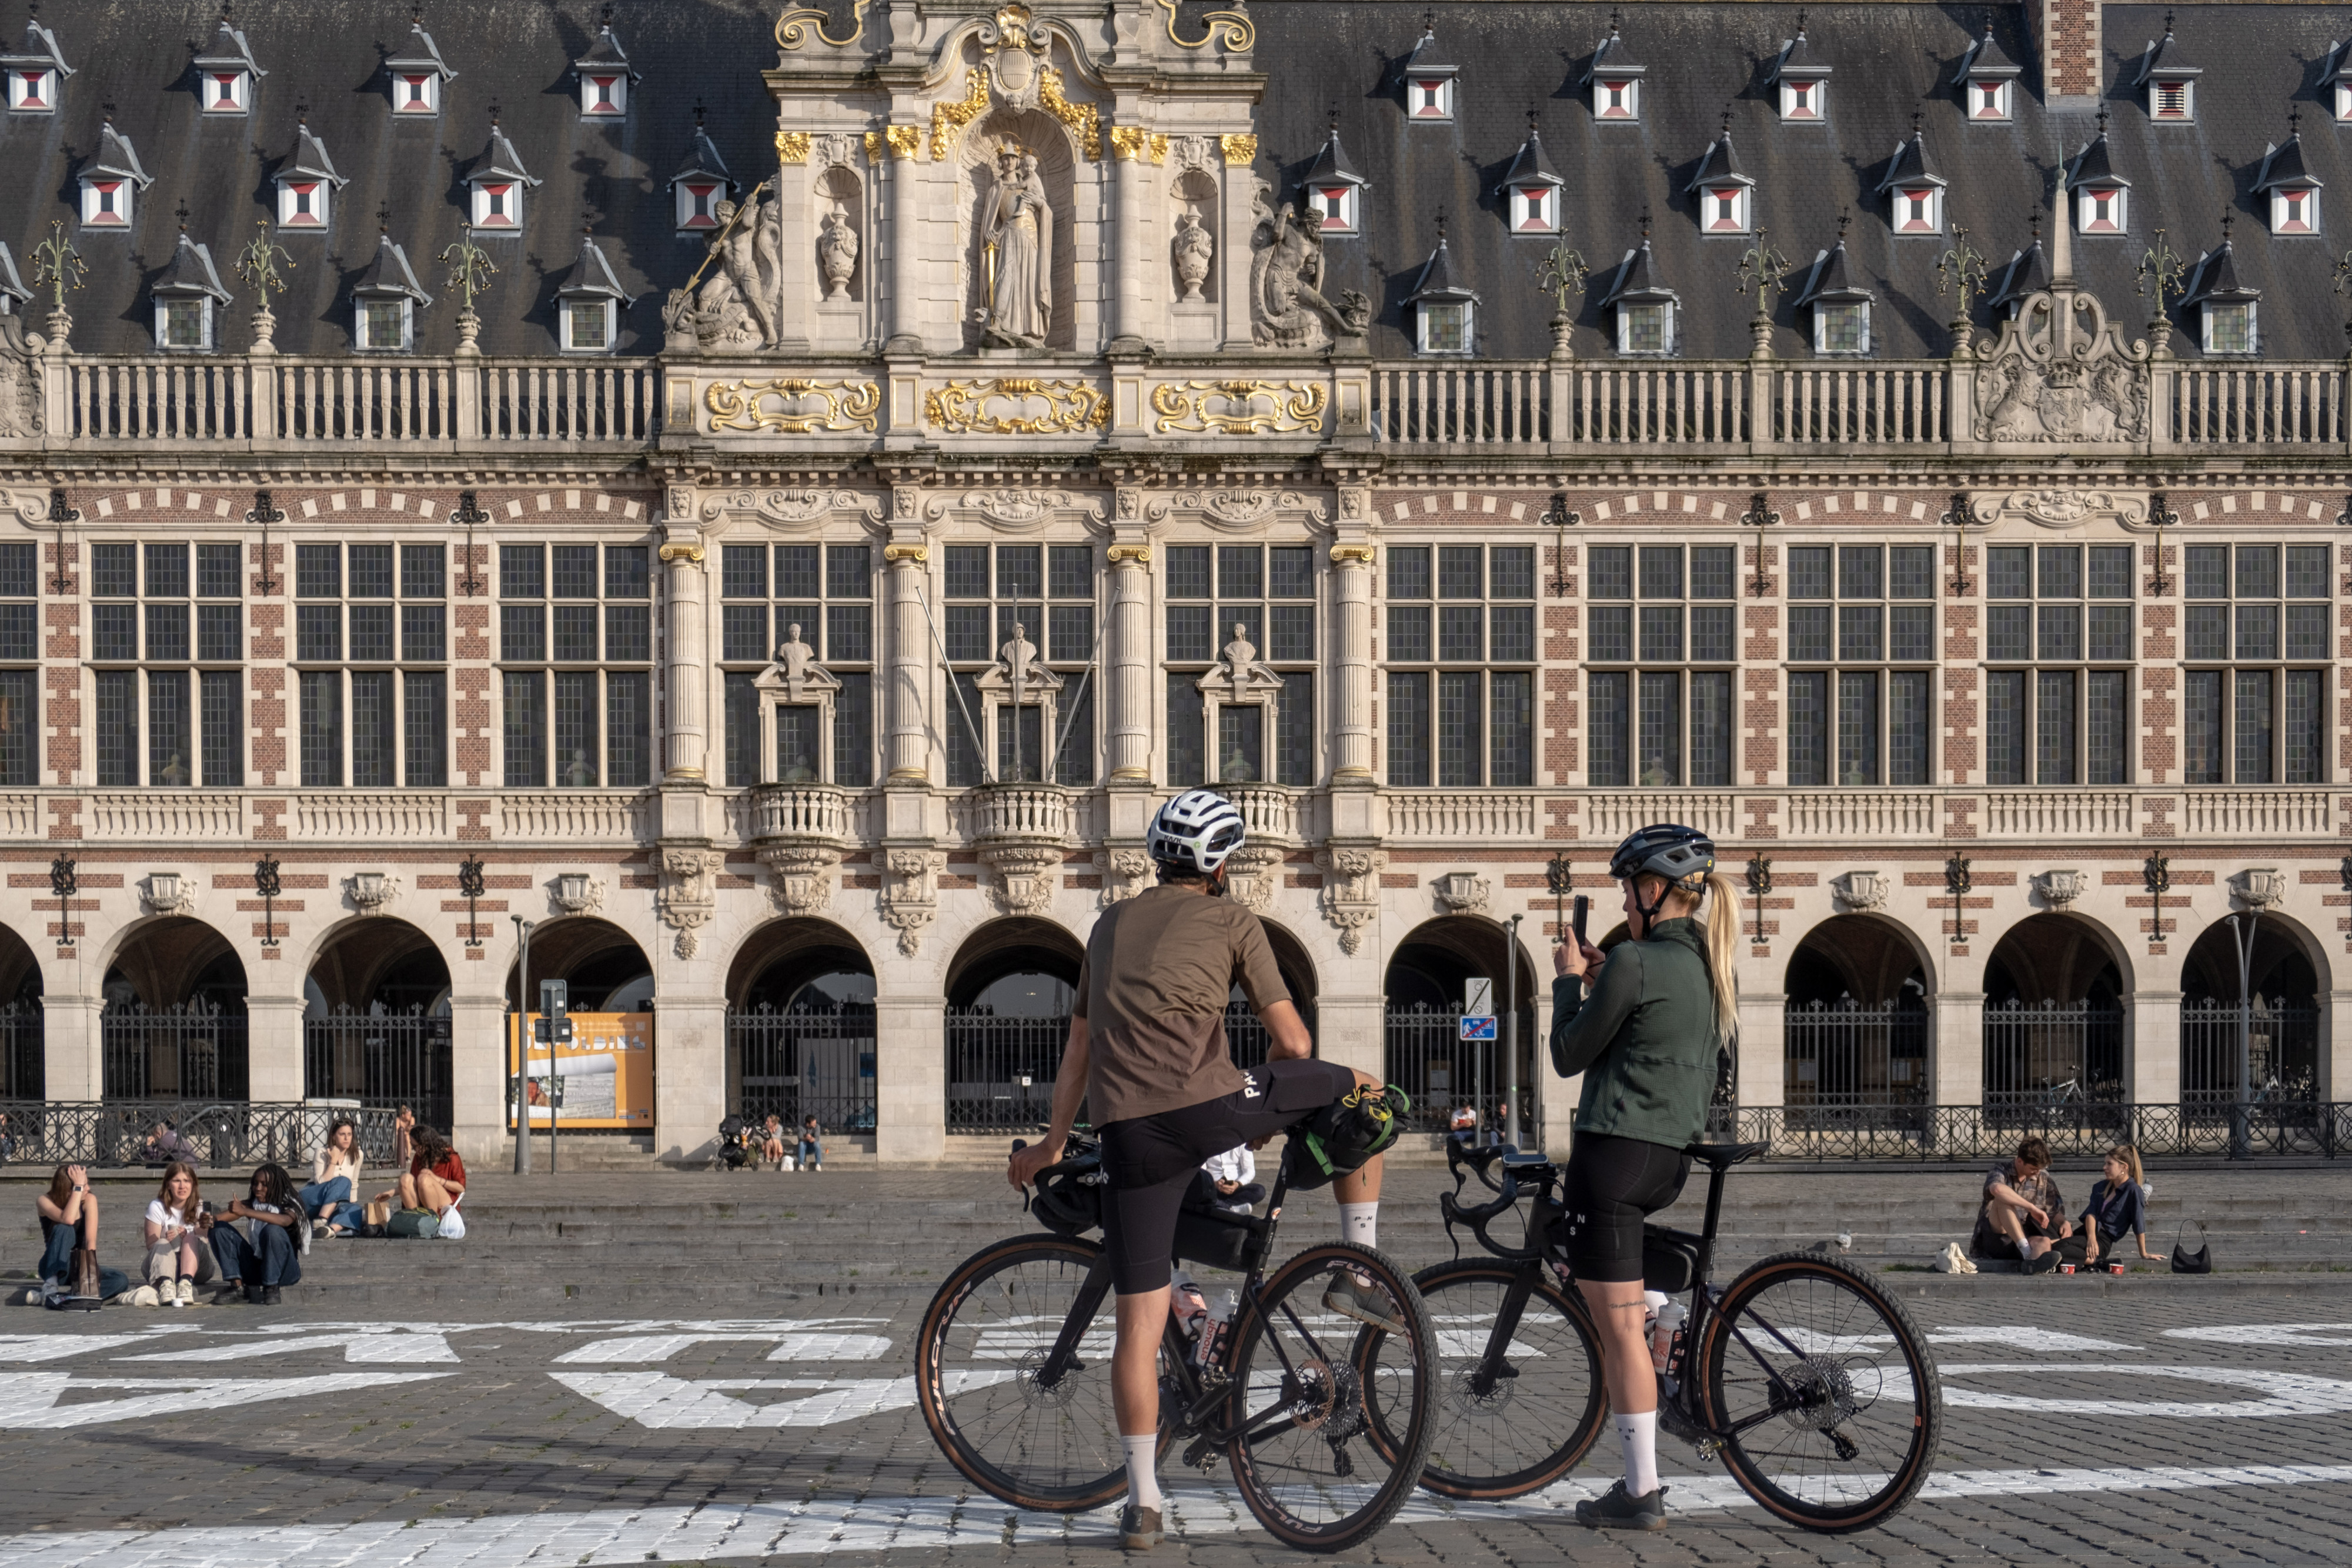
[1015,1346,1082,1409]
[1447,1360,1517,1414]
[1288,1357,1367,1440]
[1774,1358,1861,1433]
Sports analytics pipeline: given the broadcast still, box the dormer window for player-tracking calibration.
[1798,236,1872,356]
[1398,23,1456,123]
[677,178,726,231]
[78,120,152,230]
[2204,300,2254,353]
[394,71,439,114]
[1582,15,1645,121]
[1408,75,1453,120]
[467,119,541,234]
[359,299,407,350]
[1703,183,1750,234]
[1683,121,1752,235]
[385,18,455,117]
[1893,187,1941,233]
[2137,19,2200,122]
[1309,183,1359,233]
[1298,119,1368,237]
[2079,186,2126,234]
[2066,118,2129,238]
[2273,185,2317,235]
[1406,226,1476,356]
[2334,39,2352,122]
[563,297,613,350]
[191,15,265,117]
[2256,123,2322,236]
[556,232,631,353]
[351,232,430,352]
[1619,302,1671,353]
[2183,233,2260,356]
[2153,81,2190,119]
[151,231,230,353]
[1772,24,1831,121]
[573,22,639,120]
[162,298,209,349]
[1602,237,1677,356]
[0,16,71,113]
[1969,77,2012,121]
[474,181,519,229]
[1495,119,1563,235]
[1954,21,2020,123]
[1596,78,1637,119]
[274,122,347,231]
[203,69,249,112]
[1782,79,1820,121]
[1877,128,1945,236]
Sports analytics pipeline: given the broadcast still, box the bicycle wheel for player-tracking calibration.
[916,1232,1159,1513]
[1220,1242,1437,1551]
[1368,1259,1606,1499]
[1697,1251,1942,1532]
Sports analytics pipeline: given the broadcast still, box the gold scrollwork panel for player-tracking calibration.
[925,379,1111,436]
[704,379,884,435]
[1149,380,1328,436]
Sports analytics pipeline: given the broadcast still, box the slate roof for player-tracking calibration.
[11,2,2352,361]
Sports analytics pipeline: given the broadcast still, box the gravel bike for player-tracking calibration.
[1365,1137,1942,1532]
[915,1129,1439,1552]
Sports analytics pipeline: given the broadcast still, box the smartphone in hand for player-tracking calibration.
[1571,894,1590,944]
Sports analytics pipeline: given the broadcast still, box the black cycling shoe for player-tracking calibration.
[1322,1273,1407,1336]
[1576,1480,1667,1531]
[1118,1503,1163,1551]
[2024,1249,2063,1275]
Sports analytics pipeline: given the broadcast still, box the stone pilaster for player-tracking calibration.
[659,504,709,784]
[884,539,930,783]
[1329,540,1375,784]
[1106,531,1152,782]
[1934,989,1985,1107]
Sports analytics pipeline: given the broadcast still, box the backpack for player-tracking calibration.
[387,1208,440,1240]
[1290,1084,1411,1191]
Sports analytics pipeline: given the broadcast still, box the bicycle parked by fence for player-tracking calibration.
[915,1129,1439,1552]
[1366,1136,1943,1533]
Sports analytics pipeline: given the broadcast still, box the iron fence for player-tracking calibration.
[0,999,39,1099]
[102,1001,249,1101]
[946,1008,1070,1134]
[1384,1002,1535,1136]
[1720,1102,2348,1161]
[0,1100,403,1169]
[730,1002,878,1135]
[2180,999,2320,1111]
[302,1007,453,1134]
[1782,1000,1929,1129]
[1982,1000,2124,1122]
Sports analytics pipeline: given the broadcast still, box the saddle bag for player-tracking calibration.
[1289,1084,1412,1192]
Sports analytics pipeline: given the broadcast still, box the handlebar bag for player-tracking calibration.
[1289,1084,1412,1192]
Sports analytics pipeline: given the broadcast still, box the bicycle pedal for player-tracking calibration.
[1183,1435,1222,1473]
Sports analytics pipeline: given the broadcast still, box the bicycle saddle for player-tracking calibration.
[1682,1140,1770,1169]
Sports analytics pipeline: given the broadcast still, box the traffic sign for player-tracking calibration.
[1460,1015,1499,1042]
[1464,977,1494,1017]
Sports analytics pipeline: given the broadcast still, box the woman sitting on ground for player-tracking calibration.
[207,1162,304,1305]
[141,1162,215,1306]
[798,1115,824,1173]
[759,1114,789,1171]
[392,1104,416,1170]
[300,1118,365,1235]
[35,1164,129,1305]
[374,1124,466,1217]
[2081,1143,2159,1269]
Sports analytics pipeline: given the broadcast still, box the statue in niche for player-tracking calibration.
[1248,179,1372,348]
[818,210,858,301]
[1172,210,1213,302]
[997,621,1041,689]
[663,193,783,351]
[978,144,1053,348]
[1212,622,1284,697]
[771,622,840,701]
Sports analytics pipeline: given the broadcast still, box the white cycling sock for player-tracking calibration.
[1615,1409,1661,1496]
[1338,1202,1378,1251]
[1122,1433,1163,1510]
[2015,1237,2034,1260]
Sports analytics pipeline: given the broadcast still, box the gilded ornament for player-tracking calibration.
[930,68,991,161]
[925,377,1112,436]
[1329,544,1377,566]
[863,130,884,163]
[1220,133,1258,166]
[775,0,871,49]
[1106,543,1153,564]
[1038,66,1101,161]
[884,125,921,161]
[704,378,884,435]
[657,541,708,565]
[1155,0,1254,50]
[1108,125,1150,162]
[776,131,812,165]
[1148,133,1170,165]
[882,542,931,564]
[1150,380,1328,436]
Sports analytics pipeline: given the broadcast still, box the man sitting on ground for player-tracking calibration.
[1969,1134,2070,1274]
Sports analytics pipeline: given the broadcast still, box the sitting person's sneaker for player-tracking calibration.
[1575,1480,1667,1531]
[131,1284,160,1308]
[262,1285,282,1305]
[1118,1503,1162,1552]
[175,1278,195,1308]
[242,1282,263,1305]
[38,1276,65,1308]
[1322,1272,1406,1336]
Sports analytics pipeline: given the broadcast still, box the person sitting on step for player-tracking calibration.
[141,1162,216,1306]
[797,1115,824,1172]
[2080,1143,2158,1269]
[1969,1134,2070,1275]
[300,1118,365,1236]
[208,1162,305,1305]
[760,1114,790,1171]
[35,1164,130,1306]
[373,1124,466,1217]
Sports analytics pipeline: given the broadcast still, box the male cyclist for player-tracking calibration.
[1007,789,1395,1552]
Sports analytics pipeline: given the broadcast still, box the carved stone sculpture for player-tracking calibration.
[141,871,195,918]
[1830,871,1887,913]
[2229,867,2286,910]
[2031,869,2085,909]
[978,143,1053,349]
[762,844,840,915]
[880,847,948,955]
[818,210,858,300]
[1172,210,1212,302]
[550,872,606,916]
[1248,181,1372,349]
[0,316,42,438]
[1225,844,1286,914]
[346,871,402,915]
[656,847,725,958]
[1971,278,2148,444]
[1096,846,1153,907]
[667,193,786,352]
[1432,871,1491,916]
[1316,845,1386,955]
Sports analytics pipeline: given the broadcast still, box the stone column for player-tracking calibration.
[244,992,306,1103]
[651,990,727,1165]
[448,988,510,1166]
[1737,990,1787,1108]
[2327,988,2352,1102]
[884,540,930,784]
[660,524,709,783]
[886,128,923,353]
[1934,989,1985,1107]
[1109,128,1147,350]
[876,990,946,1162]
[1315,989,1386,1085]
[42,989,102,1101]
[1532,979,1575,1157]
[1107,539,1152,782]
[2129,989,2184,1107]
[1330,543,1376,783]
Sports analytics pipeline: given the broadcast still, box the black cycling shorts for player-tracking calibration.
[1096,1057,1358,1295]
[1559,1132,1692,1285]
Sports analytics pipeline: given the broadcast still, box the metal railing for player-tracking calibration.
[1384,1002,1533,1136]
[1782,1000,1929,1128]
[730,1002,878,1134]
[0,1100,402,1168]
[301,1007,453,1134]
[1982,999,2124,1119]
[102,1001,248,1101]
[2180,998,2319,1112]
[0,999,39,1100]
[946,1008,1071,1134]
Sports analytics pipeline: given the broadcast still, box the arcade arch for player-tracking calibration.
[1384,915,1539,1136]
[725,918,878,1132]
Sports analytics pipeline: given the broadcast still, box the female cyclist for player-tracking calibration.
[1549,824,1740,1532]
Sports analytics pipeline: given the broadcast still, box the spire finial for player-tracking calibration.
[600,2,614,27]
[2029,207,2042,243]
[175,198,189,233]
[1422,8,1434,36]
[1837,207,1851,242]
[2096,106,2109,137]
[378,206,390,234]
[2220,208,2235,245]
[489,102,501,128]
[1795,8,1807,38]
[1911,108,1923,139]
[295,100,308,126]
[2289,102,2303,135]
[1609,7,1621,38]
[1639,206,1652,242]
[1328,103,1340,135]
[696,98,707,129]
[1722,103,1733,139]
[1527,105,1539,135]
[2163,8,2174,38]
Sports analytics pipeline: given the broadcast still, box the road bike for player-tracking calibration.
[914,1129,1439,1552]
[1362,1137,1942,1532]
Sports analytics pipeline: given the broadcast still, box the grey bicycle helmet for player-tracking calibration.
[1609,823,1717,926]
[1147,788,1248,877]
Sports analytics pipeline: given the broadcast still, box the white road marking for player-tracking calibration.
[1926,1327,2137,1352]
[550,1370,1011,1430]
[1435,1330,1546,1359]
[2165,1322,2352,1347]
[0,1372,450,1429]
[116,1330,459,1365]
[553,1332,892,1364]
[0,1328,202,1363]
[3,1465,2350,1563]
[1939,1363,2352,1417]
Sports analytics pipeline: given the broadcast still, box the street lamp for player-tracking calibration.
[2223,910,2258,1161]
[512,914,535,1175]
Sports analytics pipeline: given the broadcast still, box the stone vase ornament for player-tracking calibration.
[249,302,277,354]
[1172,212,1212,302]
[818,211,858,301]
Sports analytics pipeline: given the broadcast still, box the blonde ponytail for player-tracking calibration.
[1699,871,1742,1048]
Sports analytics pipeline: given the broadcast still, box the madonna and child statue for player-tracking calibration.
[977,143,1053,350]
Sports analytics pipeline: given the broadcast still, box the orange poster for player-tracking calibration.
[510,1012,654,1129]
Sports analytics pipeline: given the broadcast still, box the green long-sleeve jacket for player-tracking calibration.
[1548,915,1721,1149]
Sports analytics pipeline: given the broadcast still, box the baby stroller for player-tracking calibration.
[714,1115,756,1172]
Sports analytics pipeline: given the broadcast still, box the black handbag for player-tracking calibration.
[2170,1219,2212,1275]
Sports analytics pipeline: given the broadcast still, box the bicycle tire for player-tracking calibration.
[1221,1241,1438,1552]
[1377,1259,1608,1499]
[916,1232,1168,1513]
[1697,1250,1942,1533]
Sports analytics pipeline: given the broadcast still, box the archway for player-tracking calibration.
[0,922,39,1098]
[1981,913,2127,1114]
[944,916,1084,1133]
[2179,914,2322,1106]
[304,919,453,1130]
[101,917,248,1099]
[505,917,657,1135]
[1384,916,1540,1136]
[1223,919,1319,1069]
[1782,915,1930,1122]
[725,917,878,1133]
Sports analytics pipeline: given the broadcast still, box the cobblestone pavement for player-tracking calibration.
[1,1249,2350,1563]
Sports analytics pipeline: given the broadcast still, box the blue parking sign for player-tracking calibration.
[1459,1015,1498,1041]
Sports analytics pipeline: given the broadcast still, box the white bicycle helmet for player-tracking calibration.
[1147,789,1248,877]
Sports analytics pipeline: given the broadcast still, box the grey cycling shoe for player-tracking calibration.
[1322,1272,1407,1336]
[1576,1480,1667,1531]
[1118,1503,1163,1551]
